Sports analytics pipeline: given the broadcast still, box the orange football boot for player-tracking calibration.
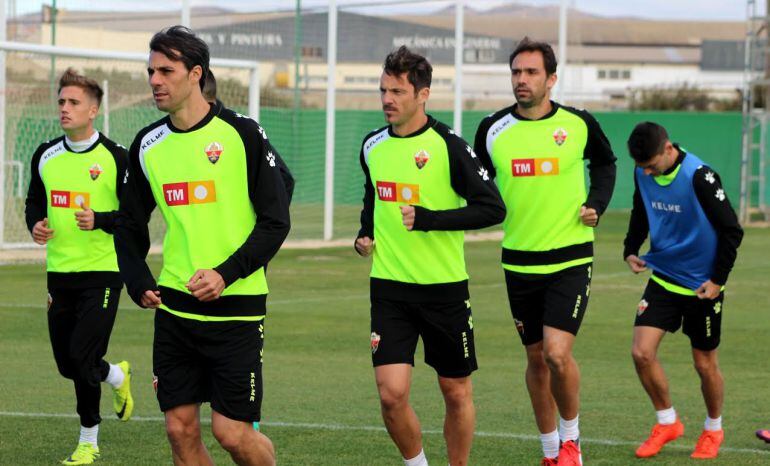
[635,419,684,458]
[691,429,724,459]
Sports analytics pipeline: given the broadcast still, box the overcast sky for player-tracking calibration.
[12,0,756,22]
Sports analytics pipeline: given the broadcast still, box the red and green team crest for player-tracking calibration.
[553,128,568,146]
[89,163,103,180]
[414,149,430,169]
[205,141,223,164]
[370,332,381,354]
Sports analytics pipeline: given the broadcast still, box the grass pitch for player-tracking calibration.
[1,212,769,465]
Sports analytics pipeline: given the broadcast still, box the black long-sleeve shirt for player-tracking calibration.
[623,147,743,285]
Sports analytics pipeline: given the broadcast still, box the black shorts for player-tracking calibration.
[153,310,265,422]
[504,263,592,346]
[370,297,477,378]
[634,279,724,351]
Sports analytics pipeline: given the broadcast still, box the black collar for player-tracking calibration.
[388,114,435,138]
[512,100,560,121]
[165,103,216,133]
[662,144,687,176]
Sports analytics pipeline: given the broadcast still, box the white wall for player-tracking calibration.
[461,63,745,108]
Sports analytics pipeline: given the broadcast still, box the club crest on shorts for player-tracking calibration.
[370,332,381,354]
[47,292,52,310]
[152,374,158,394]
[637,299,649,316]
[205,141,223,164]
[513,318,524,334]
[553,128,568,146]
[414,149,430,169]
[89,163,103,180]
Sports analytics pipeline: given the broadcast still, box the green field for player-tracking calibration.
[1,213,769,465]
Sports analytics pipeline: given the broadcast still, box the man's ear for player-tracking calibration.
[417,86,430,106]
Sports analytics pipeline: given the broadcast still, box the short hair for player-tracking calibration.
[509,37,557,75]
[202,70,217,103]
[149,25,209,90]
[58,68,103,106]
[383,45,432,93]
[627,121,670,163]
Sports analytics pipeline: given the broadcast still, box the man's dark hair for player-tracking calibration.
[202,70,217,103]
[627,121,670,163]
[509,37,557,75]
[58,68,103,106]
[383,45,432,93]
[149,25,209,91]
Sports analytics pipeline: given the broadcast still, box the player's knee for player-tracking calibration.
[631,346,656,367]
[543,347,570,372]
[526,352,549,375]
[72,363,100,386]
[54,360,76,379]
[165,417,199,445]
[693,355,719,376]
[213,431,242,454]
[440,380,472,409]
[378,384,409,412]
[212,423,246,453]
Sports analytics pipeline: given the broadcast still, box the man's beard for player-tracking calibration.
[515,93,543,109]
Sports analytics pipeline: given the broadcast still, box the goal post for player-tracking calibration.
[0,40,259,249]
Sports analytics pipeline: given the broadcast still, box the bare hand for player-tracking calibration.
[625,255,647,273]
[32,218,54,245]
[580,205,599,227]
[400,205,415,230]
[695,280,721,300]
[355,236,374,257]
[141,290,162,309]
[75,203,95,230]
[186,269,225,302]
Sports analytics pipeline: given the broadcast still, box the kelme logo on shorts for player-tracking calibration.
[162,180,216,206]
[51,190,90,208]
[376,181,420,203]
[511,158,559,177]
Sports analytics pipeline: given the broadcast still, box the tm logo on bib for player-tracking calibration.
[376,181,420,204]
[51,190,90,208]
[163,180,216,206]
[511,158,559,177]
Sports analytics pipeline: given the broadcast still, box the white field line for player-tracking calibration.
[0,411,769,456]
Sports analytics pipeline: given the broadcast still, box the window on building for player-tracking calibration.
[301,46,322,58]
[597,68,631,81]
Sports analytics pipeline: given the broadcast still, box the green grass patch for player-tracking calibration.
[1,212,769,465]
